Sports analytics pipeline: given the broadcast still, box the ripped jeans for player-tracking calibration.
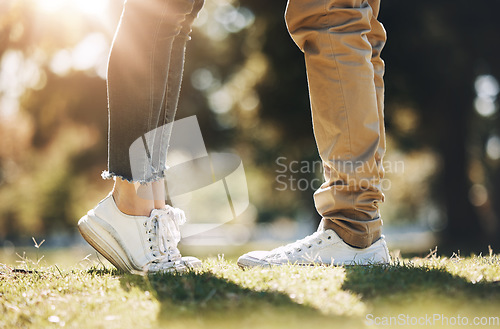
[103,0,204,183]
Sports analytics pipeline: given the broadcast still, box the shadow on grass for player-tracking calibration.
[89,261,500,328]
[117,269,359,329]
[342,263,500,319]
[343,263,500,298]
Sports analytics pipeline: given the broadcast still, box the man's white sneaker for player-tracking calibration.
[78,194,201,274]
[237,227,390,269]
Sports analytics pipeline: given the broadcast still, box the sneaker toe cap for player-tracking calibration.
[237,251,272,268]
[182,256,202,269]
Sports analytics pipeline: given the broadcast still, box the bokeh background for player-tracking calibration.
[1,0,500,259]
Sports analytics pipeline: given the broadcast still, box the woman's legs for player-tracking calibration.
[105,0,201,182]
[78,0,204,274]
[106,0,204,216]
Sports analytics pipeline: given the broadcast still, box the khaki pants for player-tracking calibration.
[285,0,386,248]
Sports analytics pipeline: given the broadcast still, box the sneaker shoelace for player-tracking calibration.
[146,206,186,264]
[266,231,332,259]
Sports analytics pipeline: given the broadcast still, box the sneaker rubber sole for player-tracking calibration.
[78,214,142,273]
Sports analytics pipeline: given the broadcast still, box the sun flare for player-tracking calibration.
[34,0,109,16]
[74,0,109,15]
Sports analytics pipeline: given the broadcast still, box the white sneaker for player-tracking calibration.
[78,194,201,274]
[237,227,390,269]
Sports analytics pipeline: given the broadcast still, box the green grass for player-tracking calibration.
[1,249,500,329]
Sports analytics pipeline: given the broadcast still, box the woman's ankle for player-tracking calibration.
[112,179,155,217]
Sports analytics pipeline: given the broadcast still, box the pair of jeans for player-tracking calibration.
[285,0,387,248]
[104,0,204,183]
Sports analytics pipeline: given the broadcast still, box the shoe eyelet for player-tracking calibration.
[150,246,153,250]
[327,236,332,240]
[318,240,322,245]
[297,248,302,252]
[148,238,151,242]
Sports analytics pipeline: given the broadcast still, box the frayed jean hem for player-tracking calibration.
[101,170,166,184]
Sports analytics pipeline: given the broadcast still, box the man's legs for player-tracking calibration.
[238,0,389,267]
[287,0,386,248]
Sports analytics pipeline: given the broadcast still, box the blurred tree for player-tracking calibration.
[0,0,114,239]
[380,0,500,251]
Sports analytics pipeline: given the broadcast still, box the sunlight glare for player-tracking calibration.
[486,135,500,161]
[71,33,109,78]
[35,0,109,15]
[36,0,66,13]
[74,0,109,15]
[50,49,72,76]
[474,75,499,117]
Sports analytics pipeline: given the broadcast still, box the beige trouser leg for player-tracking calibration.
[285,0,386,248]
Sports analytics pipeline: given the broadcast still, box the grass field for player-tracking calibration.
[1,244,500,329]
